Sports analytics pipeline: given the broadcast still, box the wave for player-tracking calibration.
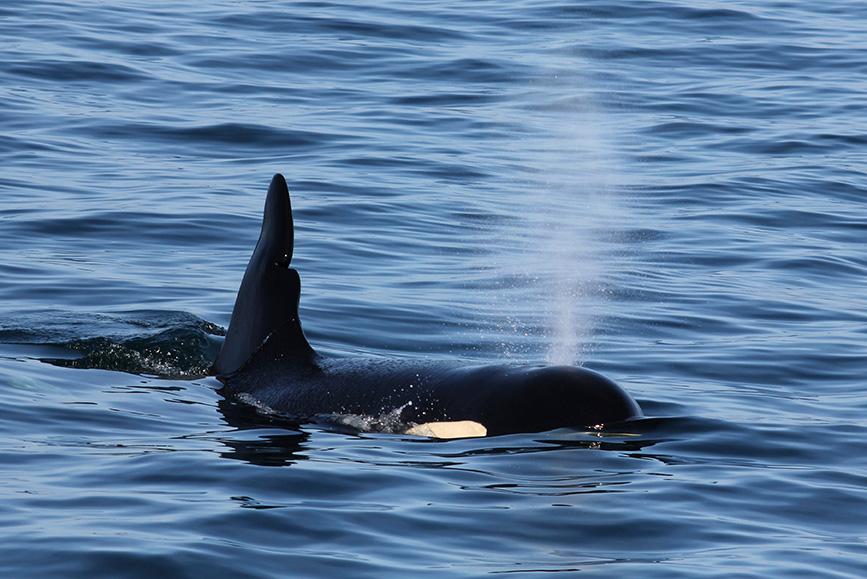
[0,310,224,379]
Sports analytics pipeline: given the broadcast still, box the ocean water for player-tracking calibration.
[2,0,866,576]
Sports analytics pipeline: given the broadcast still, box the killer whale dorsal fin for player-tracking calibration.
[212,174,315,376]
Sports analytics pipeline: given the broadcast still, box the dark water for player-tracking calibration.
[2,1,866,576]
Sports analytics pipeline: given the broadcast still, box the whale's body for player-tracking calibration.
[212,174,641,437]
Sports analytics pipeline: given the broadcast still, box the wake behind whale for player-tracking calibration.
[212,174,641,438]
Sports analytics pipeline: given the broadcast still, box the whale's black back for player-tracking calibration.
[214,174,642,436]
[223,319,642,436]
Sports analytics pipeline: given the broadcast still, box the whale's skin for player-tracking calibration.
[222,322,642,436]
[212,174,642,436]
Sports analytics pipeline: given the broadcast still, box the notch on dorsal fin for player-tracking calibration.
[211,174,315,376]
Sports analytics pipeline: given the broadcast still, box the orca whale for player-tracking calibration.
[211,174,641,437]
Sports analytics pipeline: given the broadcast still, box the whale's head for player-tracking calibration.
[211,174,313,376]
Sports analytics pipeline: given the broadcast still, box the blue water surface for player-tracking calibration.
[2,1,866,577]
